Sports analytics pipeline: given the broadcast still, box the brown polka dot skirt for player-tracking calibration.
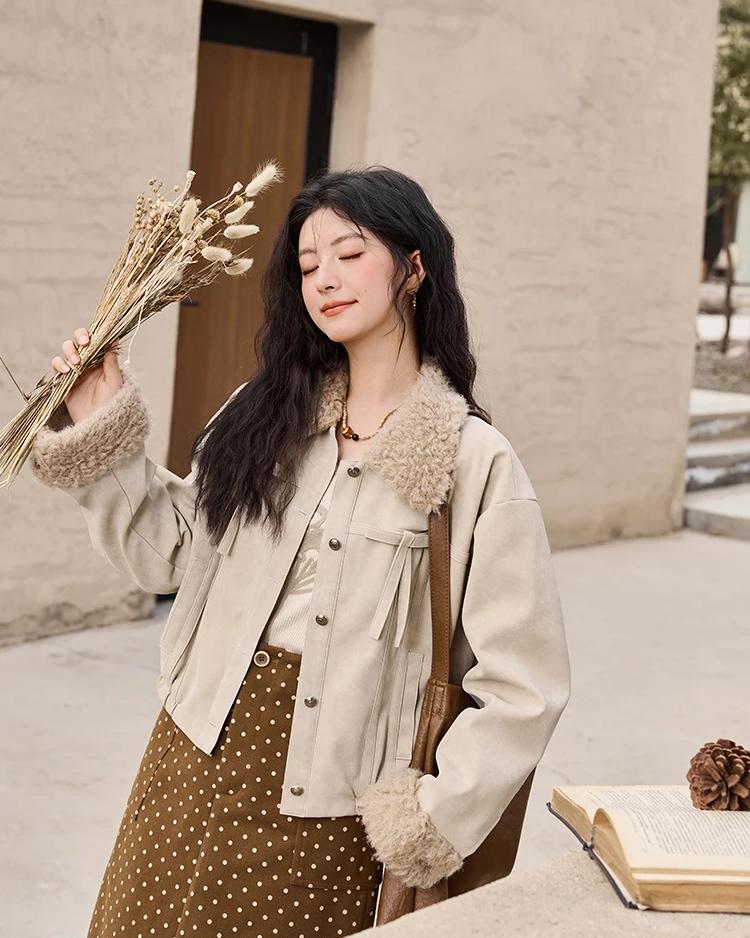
[86,642,383,938]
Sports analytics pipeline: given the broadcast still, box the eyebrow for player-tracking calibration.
[298,232,364,258]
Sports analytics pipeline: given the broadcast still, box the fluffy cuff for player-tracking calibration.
[357,766,463,889]
[29,363,150,489]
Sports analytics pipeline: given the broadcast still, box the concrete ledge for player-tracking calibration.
[689,387,750,420]
[364,848,750,937]
[0,568,157,649]
[687,437,750,467]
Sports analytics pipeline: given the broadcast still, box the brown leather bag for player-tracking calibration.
[374,407,536,925]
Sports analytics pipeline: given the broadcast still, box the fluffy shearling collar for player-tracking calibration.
[311,353,469,515]
[30,353,471,516]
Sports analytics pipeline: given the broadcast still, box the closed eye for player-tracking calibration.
[301,252,363,276]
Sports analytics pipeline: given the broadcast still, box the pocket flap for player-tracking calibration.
[289,816,383,890]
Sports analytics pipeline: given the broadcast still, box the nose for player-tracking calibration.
[312,258,342,294]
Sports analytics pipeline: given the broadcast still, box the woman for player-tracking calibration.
[31,166,572,938]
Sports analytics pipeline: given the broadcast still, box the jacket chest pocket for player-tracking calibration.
[348,520,429,649]
[288,816,383,891]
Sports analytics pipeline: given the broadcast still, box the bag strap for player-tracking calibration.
[427,406,489,684]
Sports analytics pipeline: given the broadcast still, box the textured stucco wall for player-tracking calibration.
[0,0,718,643]
[0,0,202,643]
[243,6,718,548]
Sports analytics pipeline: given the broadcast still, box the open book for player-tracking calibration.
[548,786,750,913]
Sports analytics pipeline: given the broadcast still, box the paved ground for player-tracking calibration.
[2,525,748,937]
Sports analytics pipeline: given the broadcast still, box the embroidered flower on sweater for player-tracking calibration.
[284,498,329,595]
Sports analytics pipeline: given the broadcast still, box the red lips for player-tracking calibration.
[321,301,356,316]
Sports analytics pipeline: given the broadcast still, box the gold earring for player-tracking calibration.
[410,292,417,312]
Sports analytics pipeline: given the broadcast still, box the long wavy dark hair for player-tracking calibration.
[190,165,490,547]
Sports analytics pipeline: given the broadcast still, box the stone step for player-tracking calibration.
[686,463,750,491]
[685,435,750,491]
[683,483,750,541]
[687,435,750,467]
[689,388,750,442]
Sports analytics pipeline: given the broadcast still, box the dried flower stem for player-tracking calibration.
[0,351,29,402]
[0,160,284,487]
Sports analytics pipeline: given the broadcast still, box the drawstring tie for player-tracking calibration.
[352,525,428,648]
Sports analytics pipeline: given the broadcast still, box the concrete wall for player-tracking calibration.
[255,0,718,548]
[0,0,202,644]
[0,0,718,643]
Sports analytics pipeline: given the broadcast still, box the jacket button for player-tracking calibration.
[328,537,341,550]
[304,695,318,707]
[315,614,328,626]
[347,465,360,476]
[253,650,270,667]
[290,785,304,796]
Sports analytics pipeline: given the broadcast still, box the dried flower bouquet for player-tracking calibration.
[0,160,283,488]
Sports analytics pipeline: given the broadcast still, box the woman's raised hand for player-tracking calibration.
[51,327,124,424]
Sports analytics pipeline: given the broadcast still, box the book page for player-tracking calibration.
[589,788,750,875]
[554,785,686,837]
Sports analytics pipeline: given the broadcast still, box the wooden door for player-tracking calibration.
[167,3,337,477]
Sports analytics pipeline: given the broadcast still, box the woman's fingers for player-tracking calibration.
[51,329,94,372]
[62,338,80,366]
[51,354,72,374]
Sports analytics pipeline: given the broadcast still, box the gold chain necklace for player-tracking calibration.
[340,396,400,440]
[340,362,421,441]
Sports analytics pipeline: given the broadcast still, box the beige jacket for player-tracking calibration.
[30,354,571,890]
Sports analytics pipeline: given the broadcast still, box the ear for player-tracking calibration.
[407,249,426,291]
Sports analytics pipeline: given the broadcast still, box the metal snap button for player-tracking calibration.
[253,650,270,667]
[304,696,318,707]
[328,537,341,550]
[290,785,304,796]
[314,614,328,626]
[347,465,360,476]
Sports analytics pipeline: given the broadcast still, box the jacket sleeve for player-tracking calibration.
[29,364,246,595]
[357,495,572,889]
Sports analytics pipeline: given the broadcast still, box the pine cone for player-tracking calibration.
[686,738,750,810]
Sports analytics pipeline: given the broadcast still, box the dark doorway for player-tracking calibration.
[167,1,337,477]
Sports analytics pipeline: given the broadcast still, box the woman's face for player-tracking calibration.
[297,206,421,344]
